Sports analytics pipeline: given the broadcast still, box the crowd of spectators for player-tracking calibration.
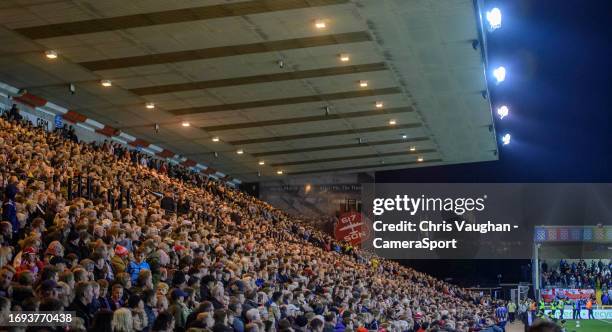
[540,259,611,290]
[0,111,505,332]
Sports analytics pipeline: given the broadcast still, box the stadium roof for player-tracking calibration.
[0,0,497,182]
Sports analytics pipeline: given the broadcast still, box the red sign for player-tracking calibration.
[335,212,368,246]
[541,288,594,302]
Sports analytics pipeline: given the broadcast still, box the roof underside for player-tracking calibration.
[0,0,497,182]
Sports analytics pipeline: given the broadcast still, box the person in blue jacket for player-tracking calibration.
[128,249,151,284]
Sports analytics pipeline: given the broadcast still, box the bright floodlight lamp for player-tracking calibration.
[493,66,506,84]
[502,133,511,145]
[497,105,509,119]
[486,8,502,31]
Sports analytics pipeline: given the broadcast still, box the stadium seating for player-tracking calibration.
[0,114,502,332]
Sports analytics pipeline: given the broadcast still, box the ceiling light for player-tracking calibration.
[181,122,190,127]
[402,134,407,139]
[486,8,502,31]
[212,136,220,142]
[493,66,506,84]
[277,170,284,175]
[359,80,368,88]
[389,119,397,125]
[258,161,265,165]
[314,20,326,29]
[145,102,155,109]
[375,101,384,108]
[339,53,350,62]
[417,157,424,162]
[237,149,244,155]
[100,80,112,87]
[45,50,58,59]
[497,105,509,119]
[410,146,416,151]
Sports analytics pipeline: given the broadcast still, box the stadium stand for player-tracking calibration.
[0,113,510,332]
[540,260,611,290]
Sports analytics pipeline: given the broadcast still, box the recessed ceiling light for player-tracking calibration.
[389,119,397,125]
[100,80,112,87]
[417,157,424,162]
[145,102,155,109]
[258,161,265,165]
[181,122,190,127]
[359,80,368,88]
[339,53,350,62]
[402,134,407,139]
[375,101,384,108]
[314,20,326,29]
[277,170,284,175]
[212,136,220,142]
[237,149,244,155]
[45,50,58,59]
[410,146,416,151]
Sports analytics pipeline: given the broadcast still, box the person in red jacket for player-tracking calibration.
[17,246,44,275]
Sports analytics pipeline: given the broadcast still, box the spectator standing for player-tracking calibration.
[168,288,189,332]
[128,249,150,284]
[2,184,18,236]
[68,281,95,328]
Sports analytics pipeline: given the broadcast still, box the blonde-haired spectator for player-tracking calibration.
[112,307,134,332]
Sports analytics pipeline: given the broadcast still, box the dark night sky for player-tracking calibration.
[375,0,612,286]
[377,0,612,184]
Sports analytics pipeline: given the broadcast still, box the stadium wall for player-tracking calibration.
[259,173,369,220]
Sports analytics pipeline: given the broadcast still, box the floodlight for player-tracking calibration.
[486,8,502,31]
[493,66,506,84]
[502,133,511,145]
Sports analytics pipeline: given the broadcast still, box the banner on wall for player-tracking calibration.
[544,309,612,320]
[334,211,368,246]
[541,288,595,302]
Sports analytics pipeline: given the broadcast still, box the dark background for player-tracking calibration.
[375,0,612,287]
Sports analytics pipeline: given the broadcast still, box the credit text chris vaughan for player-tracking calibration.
[372,220,513,234]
